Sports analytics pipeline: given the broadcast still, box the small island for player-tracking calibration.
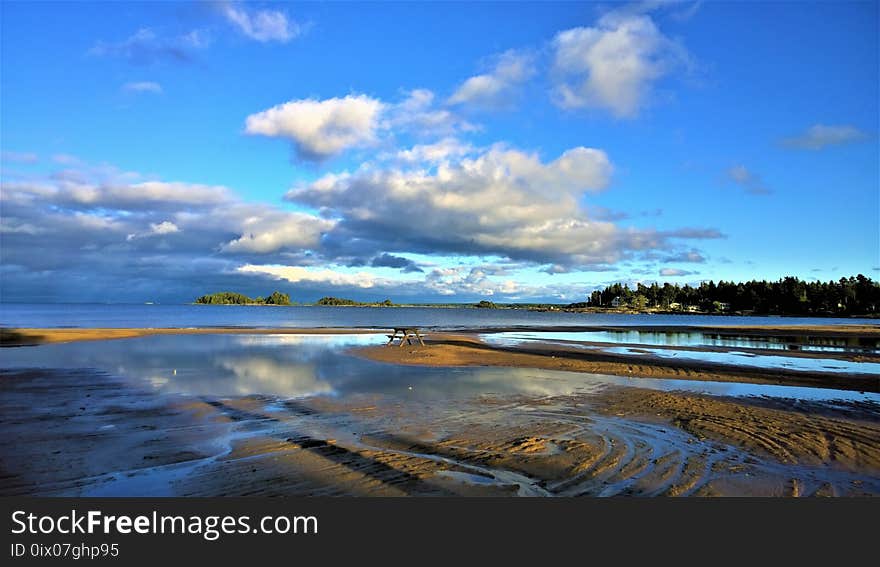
[194,291,291,305]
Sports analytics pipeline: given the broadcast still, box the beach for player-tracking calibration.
[1,324,878,496]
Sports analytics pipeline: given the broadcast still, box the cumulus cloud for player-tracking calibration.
[245,91,474,161]
[726,165,771,195]
[89,28,208,65]
[383,89,478,136]
[781,124,868,150]
[245,95,385,160]
[237,262,584,301]
[551,12,689,117]
[4,176,235,211]
[287,144,720,268]
[0,159,341,302]
[391,137,474,164]
[122,81,163,94]
[448,49,536,108]
[221,211,335,254]
[222,3,302,43]
[659,268,697,276]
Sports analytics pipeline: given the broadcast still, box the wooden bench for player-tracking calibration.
[385,327,426,347]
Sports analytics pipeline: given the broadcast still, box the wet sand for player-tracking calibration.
[1,324,878,496]
[355,333,880,393]
[3,323,878,347]
[1,367,877,496]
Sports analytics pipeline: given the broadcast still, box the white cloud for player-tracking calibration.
[245,95,385,160]
[2,176,234,210]
[659,268,697,276]
[288,144,715,267]
[726,165,771,195]
[245,91,474,161]
[237,264,399,288]
[383,89,477,135]
[149,221,179,235]
[221,211,335,254]
[551,12,688,118]
[393,137,474,164]
[222,4,302,43]
[122,81,163,94]
[448,49,536,108]
[237,261,597,302]
[782,124,868,150]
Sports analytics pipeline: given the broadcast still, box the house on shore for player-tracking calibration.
[610,296,622,308]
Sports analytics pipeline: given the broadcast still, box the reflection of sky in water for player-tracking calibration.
[484,331,879,353]
[484,333,880,375]
[1,334,877,404]
[599,346,880,375]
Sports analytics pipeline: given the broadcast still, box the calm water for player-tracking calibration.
[483,332,880,375]
[484,330,880,353]
[2,303,877,329]
[2,333,877,404]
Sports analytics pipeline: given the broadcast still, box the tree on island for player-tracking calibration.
[264,291,291,305]
[475,300,498,309]
[195,291,291,305]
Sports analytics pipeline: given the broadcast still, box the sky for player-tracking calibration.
[1,0,878,304]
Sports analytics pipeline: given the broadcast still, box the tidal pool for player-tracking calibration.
[2,333,877,404]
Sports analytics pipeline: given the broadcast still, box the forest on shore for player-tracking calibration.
[579,275,879,316]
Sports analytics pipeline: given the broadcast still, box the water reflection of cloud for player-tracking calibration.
[231,334,381,348]
[216,357,333,397]
[2,334,876,404]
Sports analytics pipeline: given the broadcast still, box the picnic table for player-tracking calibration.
[385,327,426,347]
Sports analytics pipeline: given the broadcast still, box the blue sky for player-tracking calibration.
[1,0,877,303]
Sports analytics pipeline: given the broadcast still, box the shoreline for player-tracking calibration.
[353,332,880,393]
[0,327,387,346]
[3,324,877,393]
[2,322,878,347]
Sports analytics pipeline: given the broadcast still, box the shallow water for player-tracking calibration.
[3,334,879,497]
[483,332,880,375]
[484,330,880,354]
[2,303,878,329]
[2,334,877,404]
[600,346,880,375]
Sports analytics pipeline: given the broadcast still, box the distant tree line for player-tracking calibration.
[316,297,394,307]
[195,291,291,305]
[475,300,498,309]
[584,275,879,315]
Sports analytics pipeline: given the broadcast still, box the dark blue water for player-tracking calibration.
[2,303,877,329]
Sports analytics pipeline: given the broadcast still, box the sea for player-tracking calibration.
[1,303,878,329]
